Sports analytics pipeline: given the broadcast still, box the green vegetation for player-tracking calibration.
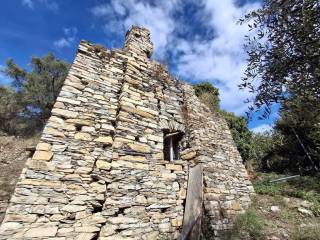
[293,226,320,240]
[253,173,320,217]
[193,82,220,112]
[274,97,320,174]
[230,209,265,240]
[239,0,319,117]
[239,0,320,175]
[205,173,320,239]
[0,53,69,135]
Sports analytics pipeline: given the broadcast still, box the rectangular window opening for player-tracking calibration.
[163,130,183,161]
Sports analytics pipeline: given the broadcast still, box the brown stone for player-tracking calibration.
[171,216,183,227]
[52,108,78,118]
[119,155,147,162]
[36,142,51,151]
[46,127,66,137]
[66,119,93,126]
[74,132,92,141]
[19,179,62,187]
[111,160,149,170]
[122,106,154,119]
[166,164,182,171]
[96,160,111,170]
[33,150,53,161]
[128,143,151,153]
[181,151,197,160]
[94,136,113,144]
[231,201,242,210]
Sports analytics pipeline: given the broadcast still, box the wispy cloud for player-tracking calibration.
[90,0,261,114]
[172,0,260,114]
[22,0,34,9]
[91,0,176,57]
[21,0,59,11]
[53,27,78,49]
[251,124,273,134]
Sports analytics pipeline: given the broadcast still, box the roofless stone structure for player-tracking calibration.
[0,26,254,239]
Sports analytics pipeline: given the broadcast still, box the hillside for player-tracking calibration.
[220,173,320,240]
[0,135,38,223]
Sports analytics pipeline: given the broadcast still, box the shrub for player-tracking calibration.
[230,209,265,240]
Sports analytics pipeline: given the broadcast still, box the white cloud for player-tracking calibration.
[21,0,59,11]
[22,0,34,9]
[54,27,78,49]
[91,0,177,57]
[173,0,260,114]
[53,38,71,48]
[90,0,261,114]
[251,124,273,134]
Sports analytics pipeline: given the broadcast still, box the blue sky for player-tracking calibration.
[0,0,278,132]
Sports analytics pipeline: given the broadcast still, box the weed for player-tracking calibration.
[201,214,215,240]
[253,173,320,216]
[280,209,297,222]
[292,225,320,240]
[230,209,266,240]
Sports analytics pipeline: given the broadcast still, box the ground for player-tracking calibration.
[232,173,320,240]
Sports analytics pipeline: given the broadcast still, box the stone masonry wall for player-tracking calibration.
[182,85,254,236]
[0,26,253,239]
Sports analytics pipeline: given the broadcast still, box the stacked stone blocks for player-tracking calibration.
[0,26,253,239]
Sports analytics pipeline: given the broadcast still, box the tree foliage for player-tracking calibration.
[274,96,320,173]
[0,86,22,135]
[0,53,69,135]
[193,82,220,112]
[239,0,320,174]
[251,131,284,172]
[240,0,320,117]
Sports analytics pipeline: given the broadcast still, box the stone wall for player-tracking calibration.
[0,26,253,239]
[0,136,38,223]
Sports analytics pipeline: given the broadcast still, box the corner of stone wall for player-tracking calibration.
[180,82,254,238]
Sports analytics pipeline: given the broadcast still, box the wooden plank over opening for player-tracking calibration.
[180,164,203,240]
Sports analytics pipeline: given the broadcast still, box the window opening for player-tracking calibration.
[163,131,183,161]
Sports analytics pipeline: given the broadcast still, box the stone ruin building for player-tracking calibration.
[0,26,254,239]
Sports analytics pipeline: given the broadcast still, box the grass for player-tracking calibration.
[253,173,320,216]
[292,225,320,240]
[202,208,266,240]
[230,209,266,240]
[202,172,320,239]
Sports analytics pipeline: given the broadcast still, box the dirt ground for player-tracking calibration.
[252,194,320,239]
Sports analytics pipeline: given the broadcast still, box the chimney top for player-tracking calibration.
[124,26,153,58]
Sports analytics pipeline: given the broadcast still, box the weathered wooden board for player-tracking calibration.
[180,164,203,240]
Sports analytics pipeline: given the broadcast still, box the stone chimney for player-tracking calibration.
[123,26,153,58]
